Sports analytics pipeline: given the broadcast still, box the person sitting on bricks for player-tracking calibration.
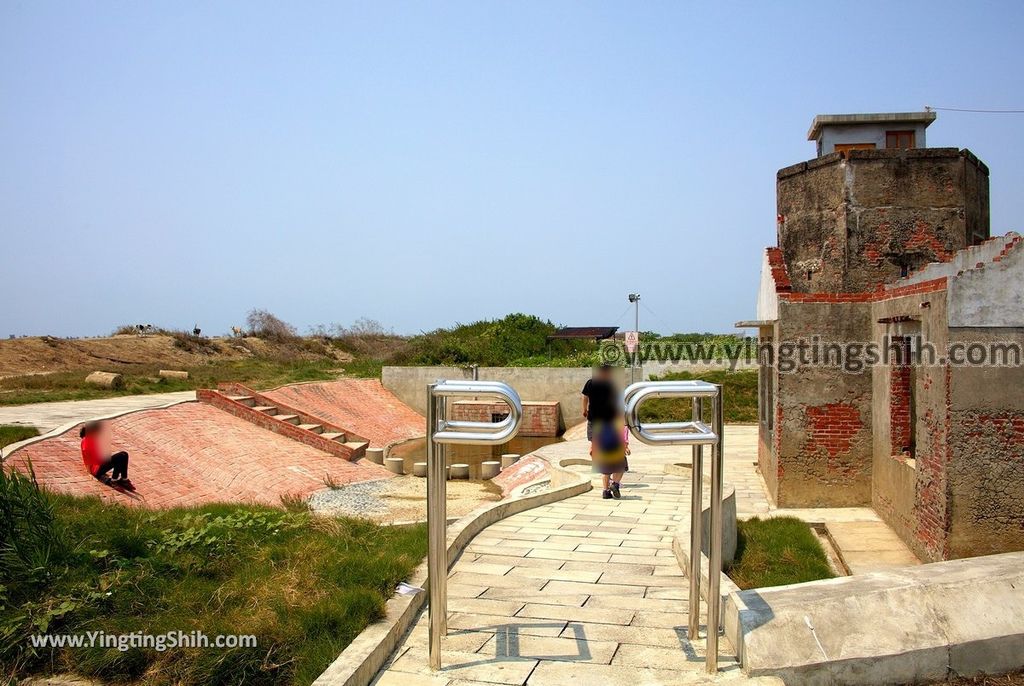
[80,420,134,490]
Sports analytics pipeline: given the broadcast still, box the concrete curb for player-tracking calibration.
[0,396,197,463]
[669,464,739,636]
[310,455,592,686]
[727,551,1024,685]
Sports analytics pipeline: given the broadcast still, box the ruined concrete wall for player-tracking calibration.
[773,300,873,507]
[870,288,951,562]
[776,155,847,293]
[757,323,780,505]
[777,149,990,294]
[946,328,1024,559]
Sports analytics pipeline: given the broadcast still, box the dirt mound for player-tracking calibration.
[0,334,351,378]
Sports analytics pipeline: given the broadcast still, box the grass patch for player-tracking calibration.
[0,425,40,449]
[0,469,427,685]
[0,360,341,406]
[640,369,758,424]
[726,516,835,589]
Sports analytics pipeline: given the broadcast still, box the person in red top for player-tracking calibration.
[80,420,133,490]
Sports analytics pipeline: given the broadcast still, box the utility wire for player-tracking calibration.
[926,105,1024,114]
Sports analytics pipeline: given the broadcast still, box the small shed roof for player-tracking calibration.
[548,326,618,341]
[807,111,936,141]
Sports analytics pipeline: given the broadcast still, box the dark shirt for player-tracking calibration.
[582,378,617,422]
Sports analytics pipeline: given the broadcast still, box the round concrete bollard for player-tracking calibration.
[500,453,521,470]
[158,369,189,380]
[480,461,501,480]
[450,463,470,480]
[385,457,404,475]
[412,462,427,477]
[365,448,385,465]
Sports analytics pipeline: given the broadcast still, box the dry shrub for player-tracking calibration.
[325,318,408,359]
[246,309,298,342]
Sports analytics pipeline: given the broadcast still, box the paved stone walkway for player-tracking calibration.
[373,433,777,686]
[0,391,195,433]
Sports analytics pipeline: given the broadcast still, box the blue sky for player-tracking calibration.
[2,1,1022,337]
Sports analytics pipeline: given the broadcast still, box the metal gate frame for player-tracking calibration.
[624,380,725,673]
[426,380,524,671]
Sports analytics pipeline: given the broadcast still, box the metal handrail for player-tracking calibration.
[623,380,725,674]
[426,380,523,671]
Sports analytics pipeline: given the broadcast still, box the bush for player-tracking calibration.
[246,310,298,342]
[171,331,221,355]
[0,465,68,606]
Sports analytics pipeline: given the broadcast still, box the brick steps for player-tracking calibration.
[197,384,372,462]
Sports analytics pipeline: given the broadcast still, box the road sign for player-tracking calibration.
[624,330,639,353]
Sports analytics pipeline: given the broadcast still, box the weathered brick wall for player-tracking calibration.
[889,336,913,454]
[772,300,874,507]
[449,401,561,437]
[777,148,989,293]
[945,328,1024,559]
[870,288,951,562]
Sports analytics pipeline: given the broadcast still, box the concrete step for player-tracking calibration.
[320,432,347,442]
[228,395,256,407]
[297,423,324,434]
[252,406,278,414]
[273,414,300,425]
[345,441,369,451]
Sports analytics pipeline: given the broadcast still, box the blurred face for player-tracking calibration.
[596,367,612,381]
[95,422,111,449]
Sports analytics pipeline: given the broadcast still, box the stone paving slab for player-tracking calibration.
[374,437,744,686]
[371,426,912,686]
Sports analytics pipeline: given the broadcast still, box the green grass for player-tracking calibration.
[0,469,427,685]
[0,426,40,449]
[0,360,343,406]
[726,516,835,589]
[640,369,758,424]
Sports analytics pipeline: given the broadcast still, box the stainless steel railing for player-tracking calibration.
[624,380,725,673]
[426,380,523,671]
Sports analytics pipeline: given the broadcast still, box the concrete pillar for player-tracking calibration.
[385,457,404,475]
[450,463,470,480]
[366,448,385,465]
[501,453,520,470]
[481,461,501,480]
[412,462,427,477]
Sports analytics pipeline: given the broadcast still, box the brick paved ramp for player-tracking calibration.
[4,402,391,508]
[263,379,424,449]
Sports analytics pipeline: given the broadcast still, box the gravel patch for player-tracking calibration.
[308,475,502,524]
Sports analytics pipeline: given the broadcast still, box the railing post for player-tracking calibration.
[427,384,445,671]
[705,384,725,673]
[688,396,703,641]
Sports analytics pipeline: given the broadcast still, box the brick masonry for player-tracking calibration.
[4,402,392,509]
[262,379,425,450]
[197,388,365,460]
[449,400,561,437]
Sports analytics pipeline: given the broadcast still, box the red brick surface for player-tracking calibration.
[491,456,550,496]
[889,337,913,455]
[5,403,391,509]
[262,379,424,449]
[197,389,363,460]
[450,401,561,437]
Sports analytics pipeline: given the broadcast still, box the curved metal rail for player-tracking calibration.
[623,380,725,673]
[427,380,523,671]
